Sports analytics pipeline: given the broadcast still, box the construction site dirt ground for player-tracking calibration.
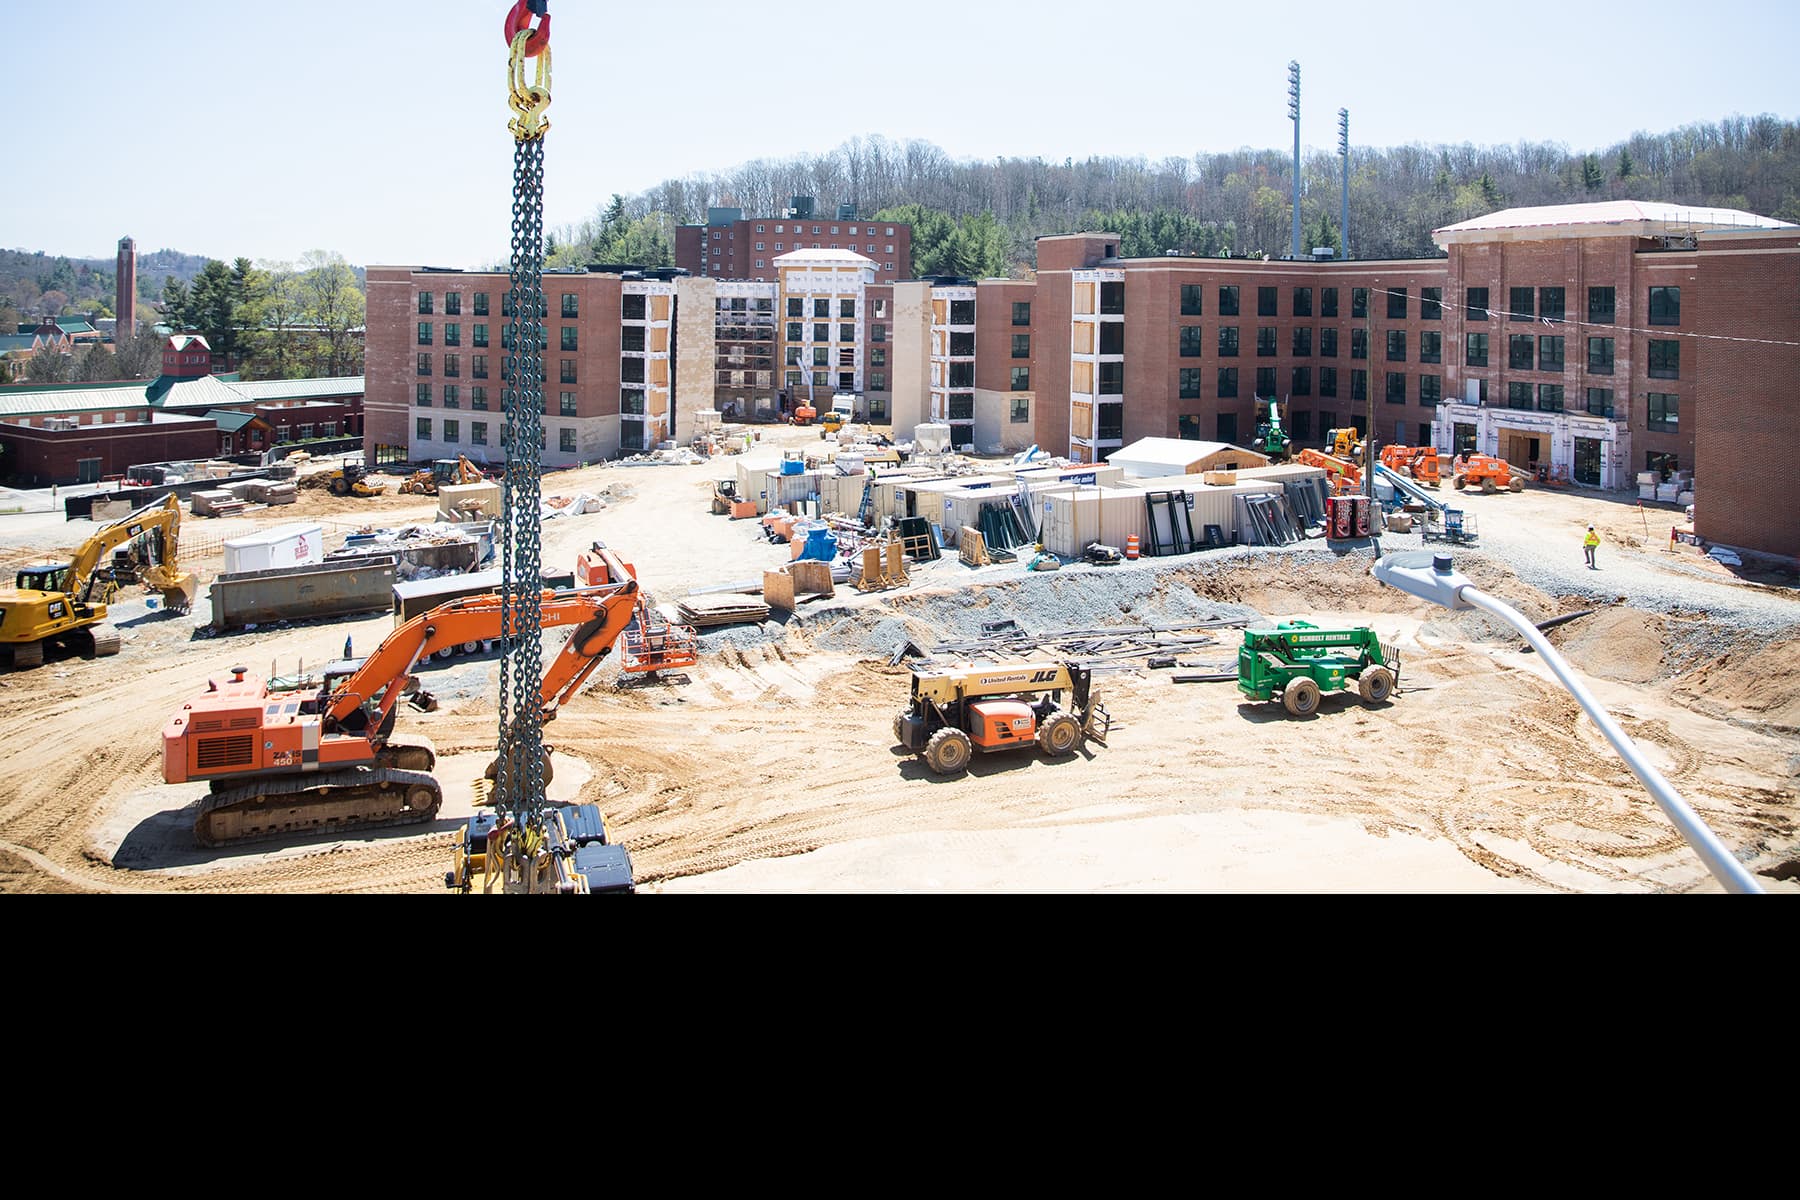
[1,427,1796,894]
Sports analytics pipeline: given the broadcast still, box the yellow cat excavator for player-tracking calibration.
[1,494,196,669]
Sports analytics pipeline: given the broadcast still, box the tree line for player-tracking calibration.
[545,114,1800,274]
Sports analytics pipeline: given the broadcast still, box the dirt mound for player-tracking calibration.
[1671,636,1800,732]
[1546,607,1672,685]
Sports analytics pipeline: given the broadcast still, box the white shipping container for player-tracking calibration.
[735,455,783,506]
[1038,487,1149,558]
[223,522,326,575]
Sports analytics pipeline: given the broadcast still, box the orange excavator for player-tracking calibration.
[162,543,672,847]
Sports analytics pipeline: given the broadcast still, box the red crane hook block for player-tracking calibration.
[503,0,550,56]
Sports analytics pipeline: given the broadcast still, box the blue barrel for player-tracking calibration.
[800,526,838,562]
[780,458,804,476]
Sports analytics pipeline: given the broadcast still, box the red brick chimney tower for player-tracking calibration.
[116,235,137,340]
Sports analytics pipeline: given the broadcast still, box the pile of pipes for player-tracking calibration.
[900,616,1255,667]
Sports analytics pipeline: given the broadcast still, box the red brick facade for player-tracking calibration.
[678,217,911,282]
[0,417,217,485]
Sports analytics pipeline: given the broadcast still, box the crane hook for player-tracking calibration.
[503,0,550,57]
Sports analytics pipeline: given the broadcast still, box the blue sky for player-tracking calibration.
[4,0,1796,269]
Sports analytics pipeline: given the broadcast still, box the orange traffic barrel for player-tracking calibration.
[1125,534,1140,559]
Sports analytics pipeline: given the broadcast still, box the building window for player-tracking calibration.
[949,392,976,420]
[1321,287,1338,317]
[1011,366,1031,391]
[621,388,645,413]
[417,353,432,376]
[1351,369,1367,401]
[1218,326,1239,357]
[1419,331,1441,364]
[1588,286,1615,325]
[472,323,488,347]
[560,428,577,452]
[1256,367,1277,398]
[1421,287,1442,320]
[813,299,829,318]
[1291,366,1311,396]
[472,386,487,410]
[1320,328,1338,357]
[418,322,432,345]
[471,422,488,445]
[1465,332,1489,367]
[1649,286,1681,326]
[1537,384,1564,413]
[473,293,488,316]
[1585,387,1614,417]
[1217,367,1239,397]
[871,325,886,343]
[1171,368,1199,399]
[621,293,645,320]
[418,292,433,315]
[1320,366,1337,397]
[1293,327,1312,356]
[1094,362,1122,395]
[1257,286,1277,317]
[1351,287,1368,319]
[1648,339,1679,379]
[1180,284,1204,316]
[1538,336,1564,372]
[1508,334,1534,371]
[444,293,461,316]
[1385,372,1406,404]
[1538,287,1565,323]
[443,384,459,407]
[1509,287,1534,321]
[443,419,459,443]
[1257,327,1277,357]
[786,322,802,341]
[787,298,803,317]
[1012,333,1031,358]
[1420,374,1442,406]
[1218,286,1239,316]
[417,417,431,438]
[813,323,828,342]
[840,323,855,342]
[1507,382,1533,410]
[1099,283,1124,315]
[1351,329,1367,360]
[952,329,978,356]
[444,354,459,377]
[1010,396,1030,423]
[1180,327,1204,357]
[416,383,431,405]
[839,299,855,319]
[871,347,886,367]
[1292,286,1312,317]
[444,323,460,347]
[1587,337,1615,376]
[1466,287,1489,320]
[473,354,488,379]
[1386,287,1407,319]
[556,391,575,417]
[560,327,578,351]
[812,347,829,367]
[1011,301,1031,326]
[560,359,577,383]
[1386,330,1407,362]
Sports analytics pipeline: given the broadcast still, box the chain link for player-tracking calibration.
[495,135,547,820]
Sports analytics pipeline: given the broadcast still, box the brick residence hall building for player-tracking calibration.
[365,201,1798,560]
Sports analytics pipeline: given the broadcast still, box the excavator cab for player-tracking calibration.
[16,564,70,594]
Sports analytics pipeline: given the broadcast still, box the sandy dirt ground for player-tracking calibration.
[1,427,1795,894]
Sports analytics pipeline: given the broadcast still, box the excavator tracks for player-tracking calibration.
[195,766,442,848]
[89,625,121,657]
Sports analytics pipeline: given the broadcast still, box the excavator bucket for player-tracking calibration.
[145,567,198,613]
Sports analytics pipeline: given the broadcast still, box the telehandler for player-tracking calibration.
[895,659,1110,775]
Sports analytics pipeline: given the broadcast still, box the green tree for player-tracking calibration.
[298,250,364,377]
[242,262,306,380]
[188,260,242,360]
[113,326,164,379]
[1618,147,1635,179]
[1581,154,1605,191]
[160,276,191,329]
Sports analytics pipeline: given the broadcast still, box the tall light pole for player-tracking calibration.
[1338,107,1350,260]
[1287,61,1302,260]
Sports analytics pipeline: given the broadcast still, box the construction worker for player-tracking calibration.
[1584,525,1601,569]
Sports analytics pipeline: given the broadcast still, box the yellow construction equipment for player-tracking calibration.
[1,495,196,669]
[1325,426,1365,461]
[308,463,386,497]
[401,455,486,495]
[1295,447,1363,493]
[895,659,1110,775]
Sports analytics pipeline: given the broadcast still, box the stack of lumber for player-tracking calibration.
[676,594,770,627]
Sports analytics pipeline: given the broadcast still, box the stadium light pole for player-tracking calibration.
[1287,61,1302,261]
[1371,551,1764,895]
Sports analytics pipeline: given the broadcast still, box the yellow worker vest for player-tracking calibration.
[1584,531,1600,547]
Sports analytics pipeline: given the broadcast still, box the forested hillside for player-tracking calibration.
[549,113,1800,276]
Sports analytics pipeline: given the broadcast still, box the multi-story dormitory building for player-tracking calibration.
[366,200,1799,559]
[675,198,913,283]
